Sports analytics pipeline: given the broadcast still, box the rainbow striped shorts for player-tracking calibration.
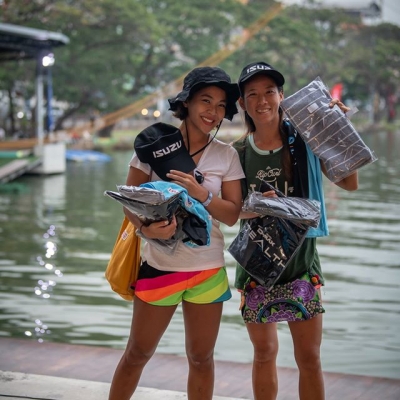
[134,261,232,306]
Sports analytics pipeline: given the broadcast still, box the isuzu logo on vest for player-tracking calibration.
[247,65,272,74]
[153,140,182,158]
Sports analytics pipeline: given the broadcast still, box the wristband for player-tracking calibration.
[138,222,145,233]
[201,191,213,207]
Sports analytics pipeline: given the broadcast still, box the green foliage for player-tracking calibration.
[1,0,399,129]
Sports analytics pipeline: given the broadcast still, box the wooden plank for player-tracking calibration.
[0,158,41,183]
[0,160,29,181]
[0,138,49,150]
[0,338,399,399]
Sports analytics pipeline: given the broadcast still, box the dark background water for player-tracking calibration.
[0,129,399,379]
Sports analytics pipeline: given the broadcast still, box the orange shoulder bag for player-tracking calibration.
[105,216,141,301]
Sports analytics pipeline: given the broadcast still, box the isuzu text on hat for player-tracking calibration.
[134,122,196,181]
[238,61,285,95]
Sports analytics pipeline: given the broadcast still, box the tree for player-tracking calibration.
[1,0,399,133]
[228,2,400,123]
[1,0,246,134]
[344,23,400,122]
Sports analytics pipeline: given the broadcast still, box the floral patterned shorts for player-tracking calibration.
[241,273,325,323]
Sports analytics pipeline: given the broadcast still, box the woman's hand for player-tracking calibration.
[239,291,245,310]
[329,98,351,114]
[239,190,277,219]
[166,170,209,203]
[261,190,278,198]
[140,215,177,240]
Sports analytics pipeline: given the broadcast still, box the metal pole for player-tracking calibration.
[46,66,53,133]
[35,55,44,151]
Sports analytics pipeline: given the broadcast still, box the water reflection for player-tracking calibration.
[0,131,399,379]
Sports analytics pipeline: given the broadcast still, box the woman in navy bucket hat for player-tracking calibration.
[168,66,240,121]
[108,66,244,400]
[232,61,358,400]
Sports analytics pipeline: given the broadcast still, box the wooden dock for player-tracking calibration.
[0,141,43,183]
[0,157,41,183]
[0,138,69,183]
[0,338,399,399]
[0,138,50,150]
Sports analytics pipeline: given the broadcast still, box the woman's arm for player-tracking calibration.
[216,179,243,226]
[320,162,359,191]
[166,170,243,227]
[334,171,359,191]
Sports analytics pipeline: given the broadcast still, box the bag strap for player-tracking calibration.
[284,118,297,165]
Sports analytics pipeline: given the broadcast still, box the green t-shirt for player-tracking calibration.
[233,136,324,290]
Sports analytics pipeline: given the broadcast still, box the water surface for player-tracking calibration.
[0,129,399,379]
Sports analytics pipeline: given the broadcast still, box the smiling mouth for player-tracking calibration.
[202,116,214,124]
[256,109,270,114]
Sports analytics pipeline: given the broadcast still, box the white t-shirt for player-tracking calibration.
[129,137,245,271]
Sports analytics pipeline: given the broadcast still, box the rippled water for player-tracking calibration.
[0,129,399,379]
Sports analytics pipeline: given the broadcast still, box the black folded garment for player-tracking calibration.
[228,183,320,289]
[228,216,309,289]
[243,191,321,228]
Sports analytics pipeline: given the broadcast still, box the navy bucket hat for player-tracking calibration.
[168,66,240,121]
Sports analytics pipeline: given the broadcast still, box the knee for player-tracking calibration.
[186,348,214,370]
[253,341,279,364]
[123,338,154,367]
[294,346,322,372]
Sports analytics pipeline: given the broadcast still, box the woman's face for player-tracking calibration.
[239,74,283,125]
[184,85,227,134]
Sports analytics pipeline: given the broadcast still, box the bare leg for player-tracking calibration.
[182,301,223,400]
[108,297,177,400]
[246,323,279,400]
[288,313,325,400]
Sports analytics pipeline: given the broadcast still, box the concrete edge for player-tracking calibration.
[0,370,245,400]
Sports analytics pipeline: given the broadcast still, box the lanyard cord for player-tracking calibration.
[185,120,222,158]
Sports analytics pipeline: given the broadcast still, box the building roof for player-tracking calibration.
[0,22,69,62]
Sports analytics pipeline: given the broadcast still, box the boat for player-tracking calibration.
[65,149,111,162]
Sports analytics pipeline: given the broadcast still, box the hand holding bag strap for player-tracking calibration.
[105,216,142,301]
